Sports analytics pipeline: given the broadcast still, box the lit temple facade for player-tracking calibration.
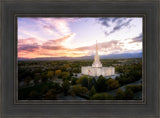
[81,41,115,77]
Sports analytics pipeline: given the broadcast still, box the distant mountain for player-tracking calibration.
[100,52,142,59]
[18,52,142,61]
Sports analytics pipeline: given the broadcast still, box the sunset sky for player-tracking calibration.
[18,17,142,59]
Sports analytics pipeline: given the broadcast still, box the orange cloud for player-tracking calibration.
[18,33,81,58]
[42,33,74,46]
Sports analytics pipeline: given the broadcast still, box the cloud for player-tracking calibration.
[74,45,94,51]
[19,18,77,40]
[98,18,133,35]
[18,38,40,52]
[74,40,120,53]
[131,33,142,43]
[42,33,75,47]
[43,25,61,37]
[98,18,111,27]
[99,40,118,48]
[99,18,130,26]
[126,33,142,44]
[36,18,76,37]
[18,37,38,45]
[18,33,76,58]
[41,45,65,50]
[18,44,39,52]
[110,19,132,34]
[18,26,46,43]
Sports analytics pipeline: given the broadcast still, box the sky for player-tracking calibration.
[18,17,142,59]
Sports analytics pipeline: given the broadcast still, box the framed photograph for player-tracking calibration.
[16,16,144,104]
[1,0,160,118]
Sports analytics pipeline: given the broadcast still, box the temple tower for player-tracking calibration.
[92,40,102,67]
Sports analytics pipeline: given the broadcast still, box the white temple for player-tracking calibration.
[81,41,115,77]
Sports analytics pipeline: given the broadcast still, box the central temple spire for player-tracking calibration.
[95,40,99,62]
[96,40,98,55]
[92,40,102,67]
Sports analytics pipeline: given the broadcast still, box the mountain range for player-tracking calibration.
[18,52,142,61]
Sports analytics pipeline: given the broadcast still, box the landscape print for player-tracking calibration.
[18,17,142,100]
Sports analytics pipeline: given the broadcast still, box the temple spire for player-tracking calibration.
[92,40,102,67]
[95,40,99,61]
[96,40,98,55]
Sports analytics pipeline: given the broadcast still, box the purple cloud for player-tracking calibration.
[18,44,39,52]
[129,33,142,43]
[98,18,133,35]
[41,45,65,50]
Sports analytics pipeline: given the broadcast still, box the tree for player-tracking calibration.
[70,85,81,96]
[29,90,40,100]
[89,77,97,90]
[45,89,56,100]
[124,88,134,100]
[52,83,61,93]
[80,86,88,96]
[91,93,114,100]
[81,77,89,88]
[34,73,41,85]
[70,85,88,96]
[115,89,124,100]
[47,71,54,80]
[125,85,142,93]
[62,80,71,95]
[89,86,96,97]
[70,72,73,77]
[62,72,70,81]
[71,77,78,85]
[24,76,32,86]
[96,75,107,92]
[106,79,119,90]
[55,70,62,78]
[41,72,48,83]
[42,85,49,94]
[76,75,88,85]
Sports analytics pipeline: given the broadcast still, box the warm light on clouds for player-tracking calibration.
[18,17,142,59]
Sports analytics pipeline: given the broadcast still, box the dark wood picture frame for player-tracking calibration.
[1,0,160,117]
[15,14,145,104]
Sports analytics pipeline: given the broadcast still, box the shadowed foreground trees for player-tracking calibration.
[123,88,134,100]
[29,90,41,100]
[91,93,114,100]
[115,89,124,100]
[45,89,57,100]
[96,75,107,92]
[70,85,88,97]
[106,79,119,90]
